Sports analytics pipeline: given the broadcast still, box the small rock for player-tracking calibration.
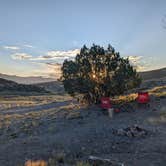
[126,131,133,137]
[114,125,148,138]
[117,129,125,136]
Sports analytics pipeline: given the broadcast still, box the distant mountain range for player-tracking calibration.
[0,67,165,95]
[0,73,56,84]
[0,78,47,95]
[0,68,165,84]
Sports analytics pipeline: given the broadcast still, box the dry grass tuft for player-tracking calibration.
[112,93,137,104]
[76,161,91,166]
[25,160,47,166]
[149,85,166,98]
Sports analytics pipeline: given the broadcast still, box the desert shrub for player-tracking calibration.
[61,44,141,104]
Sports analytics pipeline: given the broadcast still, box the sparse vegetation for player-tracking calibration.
[0,68,165,166]
[0,94,71,110]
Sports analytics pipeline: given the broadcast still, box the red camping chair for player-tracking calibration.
[100,97,112,109]
[137,92,150,104]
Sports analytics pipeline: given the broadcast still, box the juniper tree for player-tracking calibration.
[61,44,141,104]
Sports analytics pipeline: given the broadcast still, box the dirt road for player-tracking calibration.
[0,100,77,115]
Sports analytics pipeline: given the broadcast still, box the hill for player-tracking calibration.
[0,78,48,95]
[36,81,65,94]
[139,67,166,81]
[0,73,55,84]
[137,68,166,90]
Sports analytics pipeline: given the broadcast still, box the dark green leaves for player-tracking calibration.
[61,44,141,104]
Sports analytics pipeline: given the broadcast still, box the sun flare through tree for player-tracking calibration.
[61,44,141,104]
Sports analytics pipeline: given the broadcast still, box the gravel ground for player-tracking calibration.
[0,97,166,166]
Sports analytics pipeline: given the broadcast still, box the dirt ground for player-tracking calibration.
[0,91,166,166]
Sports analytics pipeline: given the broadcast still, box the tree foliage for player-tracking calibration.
[61,44,141,104]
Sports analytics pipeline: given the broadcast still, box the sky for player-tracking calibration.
[0,0,166,79]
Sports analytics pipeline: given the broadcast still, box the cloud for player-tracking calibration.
[9,48,79,79]
[32,62,62,79]
[128,55,142,64]
[3,46,20,50]
[10,49,80,64]
[11,53,32,60]
[134,65,147,71]
[23,44,34,48]
[127,55,147,71]
[2,44,34,50]
[47,49,80,57]
[45,62,62,67]
[28,49,80,62]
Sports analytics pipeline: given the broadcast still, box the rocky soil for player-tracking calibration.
[0,94,166,166]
